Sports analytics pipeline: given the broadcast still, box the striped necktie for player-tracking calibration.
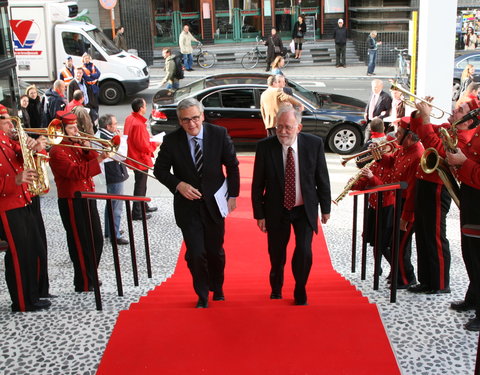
[193,137,203,177]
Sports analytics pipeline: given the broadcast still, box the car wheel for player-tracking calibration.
[452,80,461,101]
[100,81,124,105]
[328,124,361,155]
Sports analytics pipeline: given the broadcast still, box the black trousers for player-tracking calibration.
[132,169,148,218]
[335,43,346,66]
[58,198,103,291]
[179,200,225,302]
[31,196,49,297]
[267,205,313,302]
[414,179,451,290]
[0,205,44,311]
[459,184,480,315]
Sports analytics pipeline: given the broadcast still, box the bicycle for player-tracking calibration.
[241,36,291,70]
[194,42,216,69]
[392,47,410,87]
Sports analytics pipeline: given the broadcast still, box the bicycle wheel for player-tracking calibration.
[197,51,216,69]
[241,51,259,69]
[283,52,291,67]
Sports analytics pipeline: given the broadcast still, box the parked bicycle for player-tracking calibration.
[241,36,291,70]
[194,42,216,69]
[392,47,410,87]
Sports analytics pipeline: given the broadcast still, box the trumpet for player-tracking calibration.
[390,80,452,119]
[340,139,397,167]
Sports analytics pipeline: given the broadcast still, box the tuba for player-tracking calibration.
[11,117,50,195]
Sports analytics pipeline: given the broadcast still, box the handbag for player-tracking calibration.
[289,39,295,53]
[272,37,281,54]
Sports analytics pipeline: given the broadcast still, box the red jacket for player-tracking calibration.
[353,161,395,208]
[457,127,480,189]
[49,139,101,198]
[125,113,158,171]
[0,132,31,213]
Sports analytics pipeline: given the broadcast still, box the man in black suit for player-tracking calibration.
[251,104,331,305]
[67,67,98,122]
[364,79,392,141]
[154,98,240,308]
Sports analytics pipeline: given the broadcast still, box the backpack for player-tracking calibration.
[173,54,184,80]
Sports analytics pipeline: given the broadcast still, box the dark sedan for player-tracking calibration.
[150,73,367,154]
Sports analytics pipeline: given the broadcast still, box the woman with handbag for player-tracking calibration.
[265,28,284,72]
[292,15,307,59]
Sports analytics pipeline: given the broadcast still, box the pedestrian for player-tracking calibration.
[387,87,405,132]
[270,56,285,75]
[364,79,392,141]
[18,95,30,128]
[68,67,98,123]
[464,27,477,50]
[25,85,47,128]
[43,80,67,124]
[251,104,331,305]
[113,26,127,51]
[367,30,382,76]
[153,98,240,308]
[97,114,129,245]
[59,56,75,84]
[81,53,101,108]
[292,15,306,60]
[265,27,284,72]
[160,48,179,89]
[179,24,198,72]
[125,98,159,220]
[333,18,347,68]
[459,64,475,98]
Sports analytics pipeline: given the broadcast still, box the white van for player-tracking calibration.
[9,0,149,104]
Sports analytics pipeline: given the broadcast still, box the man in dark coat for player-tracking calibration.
[333,18,347,67]
[43,80,67,124]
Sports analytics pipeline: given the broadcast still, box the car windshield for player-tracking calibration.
[174,80,207,101]
[286,80,319,108]
[86,29,121,56]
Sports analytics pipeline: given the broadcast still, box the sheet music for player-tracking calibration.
[214,180,229,218]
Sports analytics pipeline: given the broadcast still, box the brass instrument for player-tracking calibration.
[333,159,376,205]
[341,139,397,167]
[10,117,50,195]
[390,80,452,119]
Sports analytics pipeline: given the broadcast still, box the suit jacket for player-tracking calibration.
[365,90,392,121]
[153,123,240,226]
[67,79,98,110]
[251,133,331,233]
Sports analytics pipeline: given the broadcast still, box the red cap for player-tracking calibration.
[0,104,8,116]
[398,116,411,130]
[467,98,480,111]
[55,110,77,126]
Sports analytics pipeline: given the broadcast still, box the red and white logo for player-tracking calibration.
[10,19,42,55]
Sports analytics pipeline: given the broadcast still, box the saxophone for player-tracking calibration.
[11,117,50,196]
[333,159,376,205]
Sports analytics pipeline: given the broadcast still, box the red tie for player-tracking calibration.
[284,146,296,210]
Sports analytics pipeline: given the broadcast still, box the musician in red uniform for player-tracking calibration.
[49,111,109,292]
[445,101,480,331]
[361,118,423,288]
[0,104,50,311]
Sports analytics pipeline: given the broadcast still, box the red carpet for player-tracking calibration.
[97,156,400,375]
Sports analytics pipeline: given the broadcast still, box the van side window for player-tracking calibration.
[63,32,90,57]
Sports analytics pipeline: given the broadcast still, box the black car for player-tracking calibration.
[150,73,367,154]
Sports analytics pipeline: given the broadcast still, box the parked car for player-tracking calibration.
[150,73,367,154]
[453,51,480,100]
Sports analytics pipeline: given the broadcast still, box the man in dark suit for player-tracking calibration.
[251,104,331,305]
[67,67,98,122]
[154,98,240,308]
[364,79,392,141]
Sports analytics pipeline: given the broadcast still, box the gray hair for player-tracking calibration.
[98,114,115,129]
[73,89,84,101]
[276,103,302,125]
[176,98,204,118]
[53,79,64,90]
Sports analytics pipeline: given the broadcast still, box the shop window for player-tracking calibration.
[179,0,199,12]
[155,0,173,13]
[0,7,13,59]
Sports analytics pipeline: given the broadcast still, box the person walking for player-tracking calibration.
[367,30,382,76]
[160,48,179,90]
[179,24,198,72]
[251,104,331,305]
[292,15,307,60]
[113,26,127,51]
[333,18,347,68]
[265,27,283,72]
[154,98,240,308]
[270,56,285,75]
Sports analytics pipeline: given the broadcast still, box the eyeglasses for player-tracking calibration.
[275,125,296,132]
[180,115,201,124]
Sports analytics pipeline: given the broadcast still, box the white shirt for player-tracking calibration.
[281,137,304,207]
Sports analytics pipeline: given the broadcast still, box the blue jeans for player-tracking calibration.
[367,49,377,74]
[104,182,124,239]
[183,53,194,70]
[166,79,179,89]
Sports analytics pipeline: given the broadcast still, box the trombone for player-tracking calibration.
[390,80,452,119]
[23,122,158,180]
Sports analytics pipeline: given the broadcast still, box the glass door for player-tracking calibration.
[275,0,293,39]
[214,0,262,43]
[154,0,179,46]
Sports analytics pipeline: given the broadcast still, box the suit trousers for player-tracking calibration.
[179,200,225,301]
[58,198,103,292]
[335,43,346,66]
[414,180,451,290]
[267,205,313,301]
[459,183,480,314]
[0,205,43,311]
[31,196,50,297]
[132,169,148,218]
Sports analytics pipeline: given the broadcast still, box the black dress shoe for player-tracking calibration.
[270,293,282,299]
[32,299,51,310]
[407,284,431,293]
[396,280,417,290]
[116,237,129,245]
[40,293,58,299]
[465,317,480,331]
[212,291,225,301]
[294,299,308,306]
[425,287,451,294]
[132,214,152,221]
[146,206,158,213]
[450,300,475,312]
[196,299,208,308]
